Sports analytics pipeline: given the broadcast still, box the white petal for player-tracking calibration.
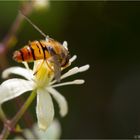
[0,79,34,104]
[52,79,85,88]
[69,55,77,63]
[36,89,54,131]
[23,128,35,139]
[60,67,79,80]
[2,67,33,80]
[60,64,90,81]
[78,64,90,72]
[47,87,68,117]
[63,41,68,50]
[32,119,61,139]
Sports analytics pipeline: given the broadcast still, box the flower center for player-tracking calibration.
[34,61,54,88]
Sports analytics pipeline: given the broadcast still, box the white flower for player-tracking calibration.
[0,55,89,131]
[14,119,61,139]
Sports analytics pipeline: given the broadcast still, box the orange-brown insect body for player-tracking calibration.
[13,38,70,67]
[13,13,70,82]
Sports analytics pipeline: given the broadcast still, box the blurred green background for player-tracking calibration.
[1,1,140,139]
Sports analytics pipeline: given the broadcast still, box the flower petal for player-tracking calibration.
[69,55,77,63]
[60,67,79,79]
[51,79,85,88]
[2,67,33,80]
[23,128,35,139]
[36,89,54,131]
[32,119,61,139]
[0,79,34,104]
[78,64,90,72]
[59,64,90,81]
[47,87,68,117]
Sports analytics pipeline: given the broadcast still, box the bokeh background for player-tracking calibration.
[0,1,140,139]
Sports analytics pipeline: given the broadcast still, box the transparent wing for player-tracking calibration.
[48,55,61,82]
[53,58,61,82]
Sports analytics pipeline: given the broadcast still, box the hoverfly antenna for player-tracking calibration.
[19,11,47,38]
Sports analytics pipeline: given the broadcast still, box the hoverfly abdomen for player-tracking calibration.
[13,39,70,65]
[13,46,34,62]
[13,41,48,62]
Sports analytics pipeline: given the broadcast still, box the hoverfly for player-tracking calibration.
[13,12,70,82]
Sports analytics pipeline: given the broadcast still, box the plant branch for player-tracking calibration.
[0,1,34,70]
[0,105,7,123]
[0,90,37,140]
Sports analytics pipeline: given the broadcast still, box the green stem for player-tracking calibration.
[0,90,37,140]
[0,105,7,122]
[12,90,36,126]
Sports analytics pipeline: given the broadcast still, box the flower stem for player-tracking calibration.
[0,90,37,140]
[12,90,36,126]
[0,105,7,122]
[0,126,10,140]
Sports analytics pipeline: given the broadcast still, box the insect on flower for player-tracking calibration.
[13,13,70,82]
[0,12,90,131]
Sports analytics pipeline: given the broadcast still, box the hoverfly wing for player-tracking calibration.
[48,55,61,82]
[53,58,61,82]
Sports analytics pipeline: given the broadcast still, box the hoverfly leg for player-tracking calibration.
[33,60,45,75]
[53,62,61,82]
[47,55,61,82]
[33,70,38,75]
[46,60,54,72]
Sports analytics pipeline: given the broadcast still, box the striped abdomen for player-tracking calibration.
[13,40,60,62]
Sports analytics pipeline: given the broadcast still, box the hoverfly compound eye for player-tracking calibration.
[63,41,68,50]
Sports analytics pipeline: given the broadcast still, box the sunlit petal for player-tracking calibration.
[63,41,68,50]
[36,89,54,130]
[69,55,77,63]
[51,79,85,88]
[60,64,90,81]
[47,87,68,117]
[0,79,34,104]
[78,64,90,72]
[32,119,61,139]
[60,67,79,80]
[2,67,33,80]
